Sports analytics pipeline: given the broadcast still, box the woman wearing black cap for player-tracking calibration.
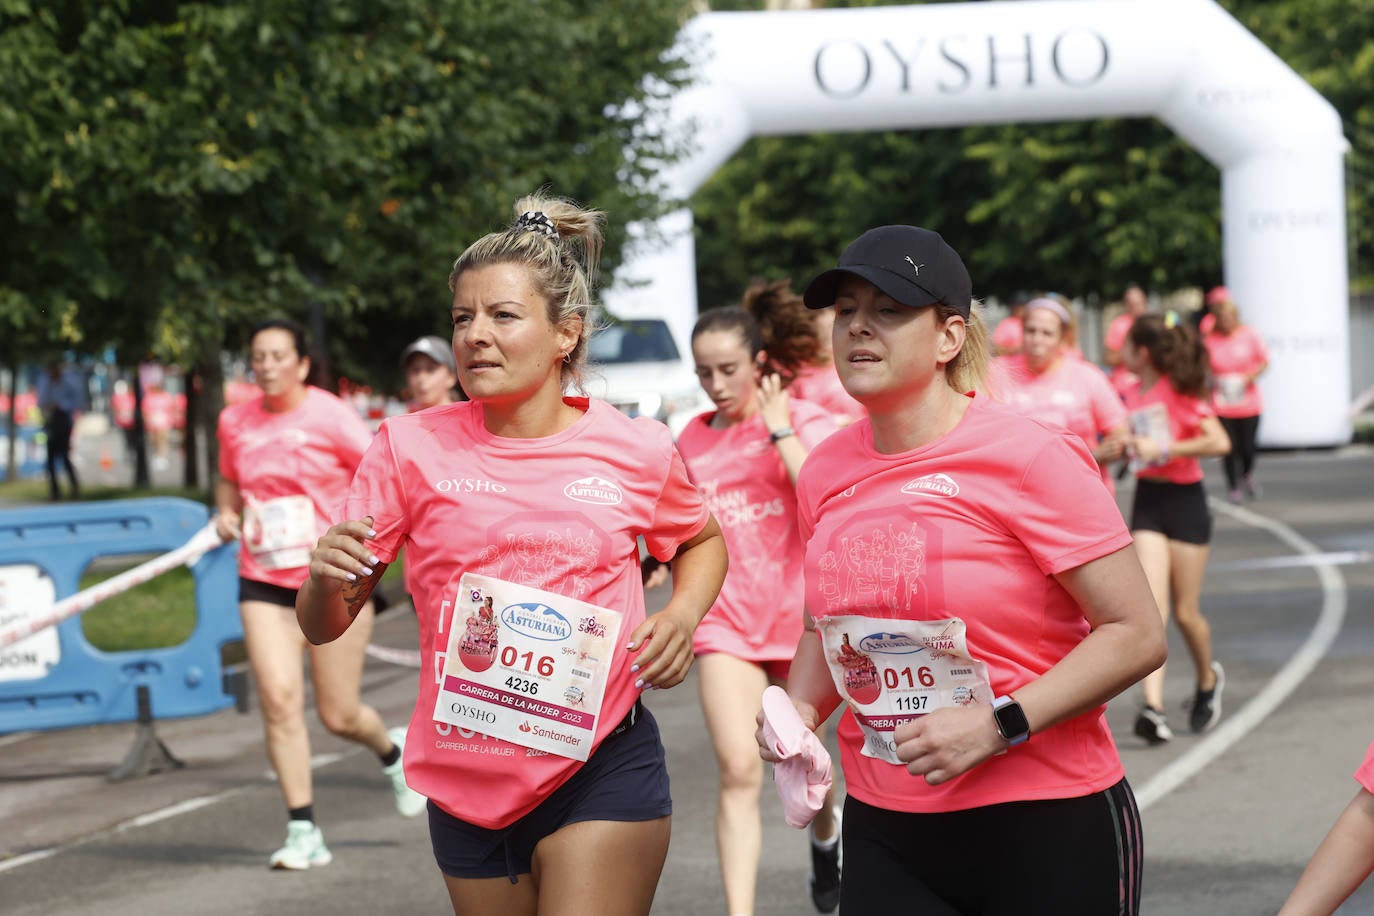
[758,225,1166,915]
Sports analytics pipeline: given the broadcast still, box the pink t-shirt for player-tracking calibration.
[1204,325,1269,418]
[1121,379,1215,485]
[992,316,1023,353]
[789,364,864,425]
[796,394,1133,814]
[991,355,1126,489]
[1105,313,1134,353]
[217,387,373,589]
[343,398,709,829]
[1357,739,1374,794]
[676,400,836,662]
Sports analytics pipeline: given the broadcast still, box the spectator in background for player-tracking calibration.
[1202,291,1270,503]
[1104,283,1149,394]
[991,293,1027,356]
[401,335,463,411]
[789,291,865,427]
[39,361,83,500]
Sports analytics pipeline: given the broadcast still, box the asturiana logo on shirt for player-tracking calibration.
[564,476,623,505]
[901,473,959,498]
[501,603,573,641]
[858,632,921,655]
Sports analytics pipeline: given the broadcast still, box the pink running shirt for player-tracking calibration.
[217,387,373,589]
[992,354,1126,489]
[344,398,709,829]
[1357,739,1374,794]
[677,399,836,662]
[796,394,1133,814]
[789,364,864,425]
[1204,325,1269,418]
[1121,379,1215,485]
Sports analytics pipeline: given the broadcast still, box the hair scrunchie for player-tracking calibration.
[515,210,558,239]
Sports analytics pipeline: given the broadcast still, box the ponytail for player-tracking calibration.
[1127,311,1210,397]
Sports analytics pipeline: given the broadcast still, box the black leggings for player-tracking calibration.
[1219,414,1260,490]
[840,779,1143,916]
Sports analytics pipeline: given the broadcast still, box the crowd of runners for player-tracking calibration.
[195,190,1367,915]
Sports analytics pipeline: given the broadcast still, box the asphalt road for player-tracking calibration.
[2,446,1372,915]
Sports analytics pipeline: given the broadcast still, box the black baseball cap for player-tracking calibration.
[401,335,456,373]
[803,225,972,318]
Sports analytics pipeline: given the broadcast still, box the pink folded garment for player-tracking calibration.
[760,685,833,829]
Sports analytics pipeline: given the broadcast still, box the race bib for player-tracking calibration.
[1127,402,1172,472]
[816,615,993,765]
[1215,373,1248,406]
[242,495,316,571]
[432,573,623,761]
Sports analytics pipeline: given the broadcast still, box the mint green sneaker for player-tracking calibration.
[384,726,427,818]
[268,820,332,870]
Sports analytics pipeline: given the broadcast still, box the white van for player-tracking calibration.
[584,316,709,438]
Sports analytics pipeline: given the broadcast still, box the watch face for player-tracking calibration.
[995,701,1030,741]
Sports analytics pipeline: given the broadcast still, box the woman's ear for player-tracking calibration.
[936,316,967,368]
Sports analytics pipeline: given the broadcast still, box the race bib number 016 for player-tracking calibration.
[432,573,623,761]
[816,615,993,765]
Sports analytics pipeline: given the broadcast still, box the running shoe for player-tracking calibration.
[808,807,842,914]
[269,820,332,870]
[383,726,427,818]
[1227,487,1244,504]
[1188,662,1225,734]
[1243,475,1262,500]
[1133,706,1173,745]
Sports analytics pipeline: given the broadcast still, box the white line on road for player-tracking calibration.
[0,747,366,875]
[1134,499,1348,811]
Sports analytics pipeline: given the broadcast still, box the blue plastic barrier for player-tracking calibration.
[0,498,242,735]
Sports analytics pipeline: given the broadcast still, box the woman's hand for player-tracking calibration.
[894,705,1006,785]
[1131,435,1165,464]
[307,517,380,593]
[214,510,242,542]
[758,372,791,435]
[756,695,822,762]
[625,608,695,691]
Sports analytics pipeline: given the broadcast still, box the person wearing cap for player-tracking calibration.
[990,296,1130,491]
[757,225,1165,915]
[1200,288,1269,503]
[401,334,464,411]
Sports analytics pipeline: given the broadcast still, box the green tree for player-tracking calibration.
[0,0,692,486]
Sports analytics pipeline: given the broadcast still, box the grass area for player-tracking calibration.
[75,551,406,657]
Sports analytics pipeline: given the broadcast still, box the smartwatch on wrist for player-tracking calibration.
[991,695,1031,747]
[769,426,795,444]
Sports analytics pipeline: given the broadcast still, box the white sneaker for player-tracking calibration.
[269,820,332,870]
[383,726,427,818]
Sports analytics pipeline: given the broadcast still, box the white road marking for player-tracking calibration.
[1135,499,1348,811]
[0,748,365,874]
[1209,549,1372,572]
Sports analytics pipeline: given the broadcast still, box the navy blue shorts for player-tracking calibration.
[428,700,671,882]
[1130,479,1213,545]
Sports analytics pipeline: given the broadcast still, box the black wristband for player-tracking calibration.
[769,426,795,444]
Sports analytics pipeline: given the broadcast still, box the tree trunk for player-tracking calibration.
[3,357,16,483]
[182,364,199,490]
[131,370,150,490]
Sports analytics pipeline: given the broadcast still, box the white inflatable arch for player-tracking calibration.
[604,0,1351,447]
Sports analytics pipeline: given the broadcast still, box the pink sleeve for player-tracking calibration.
[341,424,409,564]
[1357,739,1374,794]
[1250,328,1270,366]
[1007,432,1133,575]
[795,463,819,545]
[643,446,710,562]
[1184,391,1215,424]
[1087,369,1127,435]
[794,402,839,450]
[330,396,375,470]
[216,410,238,481]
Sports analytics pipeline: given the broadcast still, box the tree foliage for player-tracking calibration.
[691,0,1373,310]
[0,0,692,381]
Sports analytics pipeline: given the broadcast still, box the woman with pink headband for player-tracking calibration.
[991,297,1129,490]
